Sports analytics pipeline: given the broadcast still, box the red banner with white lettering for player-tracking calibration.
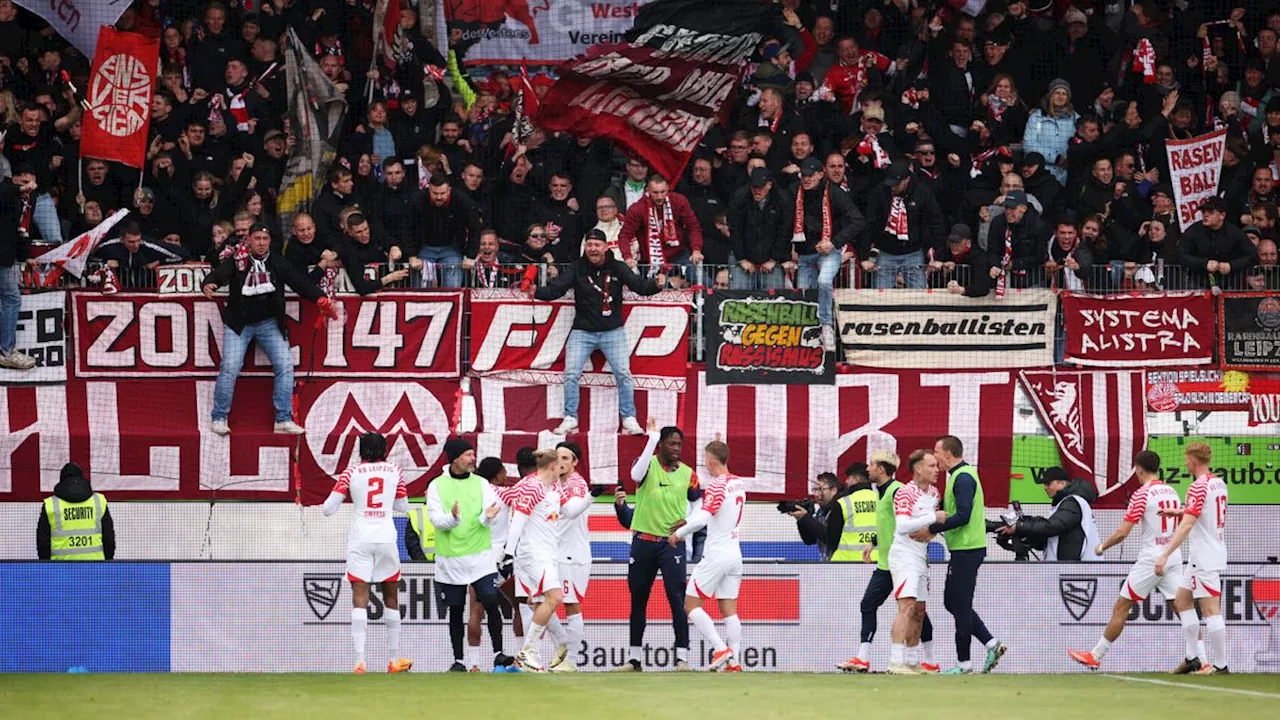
[467,288,692,391]
[1062,291,1217,367]
[81,27,160,169]
[1165,129,1227,231]
[70,291,463,379]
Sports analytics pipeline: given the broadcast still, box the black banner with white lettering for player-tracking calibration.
[1220,293,1280,370]
[537,0,776,180]
[704,290,833,385]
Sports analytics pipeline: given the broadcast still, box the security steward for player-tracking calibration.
[832,463,877,562]
[405,496,437,562]
[37,463,114,560]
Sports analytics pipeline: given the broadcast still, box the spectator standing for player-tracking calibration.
[589,195,624,259]
[792,157,863,351]
[527,173,583,264]
[987,191,1047,289]
[618,176,704,281]
[37,463,114,560]
[531,230,660,436]
[939,224,994,298]
[1177,197,1256,289]
[727,168,789,290]
[0,168,35,370]
[201,223,335,436]
[860,160,943,291]
[371,158,416,252]
[1022,79,1079,185]
[311,167,357,244]
[278,213,337,280]
[411,174,482,287]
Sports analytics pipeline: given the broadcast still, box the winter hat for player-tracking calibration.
[443,438,474,463]
[1048,78,1073,101]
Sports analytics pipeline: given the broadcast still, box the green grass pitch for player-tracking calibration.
[2,673,1278,719]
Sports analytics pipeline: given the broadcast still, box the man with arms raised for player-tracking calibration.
[502,449,565,672]
[322,433,412,674]
[1156,442,1231,674]
[1068,450,1192,671]
[671,436,746,672]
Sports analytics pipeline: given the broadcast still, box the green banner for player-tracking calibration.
[1010,435,1280,505]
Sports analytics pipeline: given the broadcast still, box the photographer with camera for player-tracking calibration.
[785,473,841,561]
[991,467,1102,562]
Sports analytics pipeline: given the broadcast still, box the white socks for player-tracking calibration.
[985,638,1000,650]
[857,641,872,662]
[1092,637,1112,660]
[905,645,920,666]
[890,643,904,665]
[629,646,642,663]
[520,603,535,638]
[466,644,481,669]
[546,614,567,646]
[1205,614,1227,669]
[385,609,402,660]
[525,622,546,649]
[688,607,727,652]
[1179,609,1200,660]
[566,613,585,656]
[351,608,368,665]
[724,614,742,659]
[921,640,935,664]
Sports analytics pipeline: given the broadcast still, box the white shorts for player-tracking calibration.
[559,563,591,603]
[514,558,560,602]
[347,542,401,584]
[687,555,743,600]
[891,566,929,604]
[1178,566,1223,600]
[1122,560,1181,602]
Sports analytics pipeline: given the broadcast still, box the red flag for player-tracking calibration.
[81,27,160,169]
[512,64,539,146]
[1018,370,1147,508]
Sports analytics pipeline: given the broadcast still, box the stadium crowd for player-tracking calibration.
[2,0,1280,369]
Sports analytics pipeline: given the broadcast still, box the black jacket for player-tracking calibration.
[37,464,115,560]
[934,242,994,297]
[371,182,418,253]
[310,188,357,246]
[1015,479,1098,561]
[989,207,1048,274]
[1177,221,1257,289]
[535,257,660,333]
[796,498,841,560]
[727,185,791,264]
[861,179,946,258]
[793,179,864,255]
[412,191,483,258]
[0,181,32,267]
[203,251,324,334]
[526,197,585,265]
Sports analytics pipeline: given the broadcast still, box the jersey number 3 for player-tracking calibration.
[366,478,385,509]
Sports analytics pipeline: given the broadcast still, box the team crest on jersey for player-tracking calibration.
[304,574,343,620]
[1059,576,1097,621]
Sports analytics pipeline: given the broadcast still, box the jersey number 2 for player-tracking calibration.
[366,478,385,509]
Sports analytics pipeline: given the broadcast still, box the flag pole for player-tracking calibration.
[365,30,381,105]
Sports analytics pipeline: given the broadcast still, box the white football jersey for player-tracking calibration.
[332,461,407,546]
[891,482,939,562]
[1123,480,1183,562]
[1184,474,1229,571]
[557,472,592,565]
[508,476,561,561]
[699,473,746,561]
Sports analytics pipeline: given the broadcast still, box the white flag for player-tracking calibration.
[13,1,131,59]
[38,208,130,278]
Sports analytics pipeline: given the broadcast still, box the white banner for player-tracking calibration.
[835,289,1057,368]
[167,561,1280,673]
[12,0,130,59]
[0,292,66,385]
[1165,129,1227,231]
[449,0,655,65]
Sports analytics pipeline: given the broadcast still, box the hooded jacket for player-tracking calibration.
[37,464,115,560]
[1015,479,1098,561]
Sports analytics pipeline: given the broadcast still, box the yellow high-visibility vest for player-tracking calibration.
[408,505,436,561]
[830,489,877,563]
[43,494,107,561]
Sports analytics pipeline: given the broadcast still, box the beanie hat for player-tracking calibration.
[443,438,474,463]
[1048,78,1073,101]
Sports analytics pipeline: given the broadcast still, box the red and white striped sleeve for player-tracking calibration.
[560,473,589,504]
[701,478,726,515]
[1184,478,1207,517]
[395,467,408,499]
[894,485,916,516]
[509,480,544,516]
[1123,485,1147,524]
[333,468,353,498]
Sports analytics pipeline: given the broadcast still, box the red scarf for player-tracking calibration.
[857,133,891,168]
[319,266,339,298]
[761,109,782,133]
[987,93,1008,122]
[793,183,831,245]
[970,145,1011,178]
[1132,38,1156,84]
[17,194,32,237]
[586,268,614,316]
[995,226,1012,299]
[211,88,251,131]
[475,261,500,289]
[885,195,909,241]
[902,87,920,109]
[646,200,677,267]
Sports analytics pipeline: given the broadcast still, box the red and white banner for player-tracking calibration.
[1249,390,1280,426]
[447,0,655,66]
[13,1,131,59]
[467,289,691,391]
[1018,370,1147,503]
[0,379,459,503]
[1062,291,1217,367]
[70,291,463,379]
[81,27,160,169]
[34,208,130,282]
[1165,129,1227,231]
[1145,369,1280,413]
[537,0,770,180]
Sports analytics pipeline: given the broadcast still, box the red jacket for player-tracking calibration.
[618,193,703,265]
[824,53,891,114]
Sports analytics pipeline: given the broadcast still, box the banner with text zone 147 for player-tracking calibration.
[70,291,463,379]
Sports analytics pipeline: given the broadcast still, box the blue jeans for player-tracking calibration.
[212,320,294,422]
[417,245,463,288]
[0,265,20,354]
[796,250,842,326]
[563,326,635,420]
[34,193,62,244]
[730,264,784,290]
[875,249,926,289]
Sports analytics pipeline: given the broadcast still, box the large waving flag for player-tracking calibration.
[33,208,130,286]
[13,1,131,59]
[276,26,348,239]
[81,27,160,169]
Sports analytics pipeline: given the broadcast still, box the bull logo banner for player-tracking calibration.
[704,290,833,385]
